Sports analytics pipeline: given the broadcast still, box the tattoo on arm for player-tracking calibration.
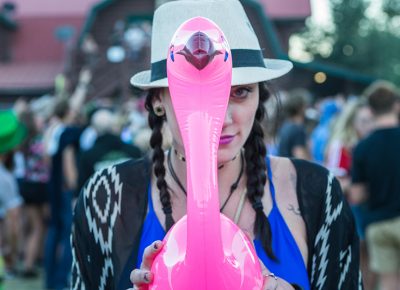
[288,204,301,216]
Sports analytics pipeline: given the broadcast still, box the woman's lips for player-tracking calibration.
[219,135,235,145]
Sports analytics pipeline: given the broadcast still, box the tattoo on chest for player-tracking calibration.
[288,204,301,216]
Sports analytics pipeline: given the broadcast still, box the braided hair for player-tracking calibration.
[145,89,175,230]
[244,82,276,260]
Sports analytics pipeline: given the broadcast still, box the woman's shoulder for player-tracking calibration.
[280,159,361,289]
[269,156,330,191]
[288,158,331,196]
[77,156,151,211]
[270,156,340,215]
[83,156,150,191]
[73,156,151,235]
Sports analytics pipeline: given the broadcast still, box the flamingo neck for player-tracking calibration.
[181,112,224,265]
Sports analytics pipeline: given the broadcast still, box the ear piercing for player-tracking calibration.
[154,105,165,117]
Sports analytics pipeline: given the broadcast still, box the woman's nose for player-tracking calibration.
[223,104,233,127]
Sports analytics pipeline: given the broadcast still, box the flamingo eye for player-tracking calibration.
[170,45,175,62]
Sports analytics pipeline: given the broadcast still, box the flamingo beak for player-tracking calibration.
[177,31,222,70]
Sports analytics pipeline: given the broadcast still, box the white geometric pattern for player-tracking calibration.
[71,235,86,290]
[338,246,352,289]
[99,257,114,290]
[72,164,124,289]
[312,172,344,290]
[92,176,112,224]
[83,166,123,255]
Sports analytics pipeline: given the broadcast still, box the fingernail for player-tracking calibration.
[154,241,161,250]
[144,272,150,282]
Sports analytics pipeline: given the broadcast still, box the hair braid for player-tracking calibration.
[145,89,175,230]
[244,82,276,260]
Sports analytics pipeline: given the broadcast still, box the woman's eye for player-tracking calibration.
[231,87,252,99]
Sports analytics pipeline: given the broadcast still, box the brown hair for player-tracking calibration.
[283,89,309,118]
[364,81,400,116]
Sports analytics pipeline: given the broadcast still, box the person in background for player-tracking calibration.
[17,109,50,278]
[44,68,91,290]
[325,98,373,193]
[277,89,310,159]
[44,98,83,290]
[324,98,375,289]
[0,110,26,277]
[350,81,400,290]
[78,109,142,191]
[309,99,340,164]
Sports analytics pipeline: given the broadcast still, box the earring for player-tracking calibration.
[154,105,165,117]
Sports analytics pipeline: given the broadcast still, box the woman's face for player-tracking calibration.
[156,83,259,164]
[354,106,373,138]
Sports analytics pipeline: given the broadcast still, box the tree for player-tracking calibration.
[298,0,400,86]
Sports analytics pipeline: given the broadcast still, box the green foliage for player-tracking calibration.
[382,0,400,18]
[299,0,400,86]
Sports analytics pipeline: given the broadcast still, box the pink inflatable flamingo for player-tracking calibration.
[149,17,263,290]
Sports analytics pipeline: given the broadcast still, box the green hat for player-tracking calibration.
[0,110,27,154]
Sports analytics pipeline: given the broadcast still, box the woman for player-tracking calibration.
[325,99,374,289]
[325,98,373,194]
[18,109,50,277]
[71,1,362,290]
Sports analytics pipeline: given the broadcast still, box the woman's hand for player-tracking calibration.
[128,240,294,290]
[128,240,163,290]
[260,259,296,290]
[262,273,296,290]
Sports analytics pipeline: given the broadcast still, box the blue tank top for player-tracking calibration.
[123,157,310,290]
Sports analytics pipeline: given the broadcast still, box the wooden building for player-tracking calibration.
[0,0,98,104]
[68,0,317,100]
[0,0,375,104]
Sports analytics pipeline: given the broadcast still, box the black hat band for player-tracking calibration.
[150,49,265,82]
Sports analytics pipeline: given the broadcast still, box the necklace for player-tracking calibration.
[167,148,244,212]
[174,148,239,169]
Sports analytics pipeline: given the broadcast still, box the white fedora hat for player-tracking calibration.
[131,0,293,90]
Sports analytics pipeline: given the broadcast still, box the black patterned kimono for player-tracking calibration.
[71,157,363,290]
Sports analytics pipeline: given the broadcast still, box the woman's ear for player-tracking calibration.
[152,89,166,117]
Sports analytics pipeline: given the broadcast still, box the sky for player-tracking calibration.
[310,0,332,27]
[289,0,332,61]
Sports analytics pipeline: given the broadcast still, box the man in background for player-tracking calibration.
[277,90,310,160]
[350,81,400,290]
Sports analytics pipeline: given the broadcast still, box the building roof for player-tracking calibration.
[0,0,101,96]
[12,0,100,17]
[12,17,84,62]
[0,62,63,95]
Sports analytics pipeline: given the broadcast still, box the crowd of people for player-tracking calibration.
[0,68,147,290]
[0,66,399,290]
[274,81,400,290]
[0,1,399,290]
[0,70,399,290]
